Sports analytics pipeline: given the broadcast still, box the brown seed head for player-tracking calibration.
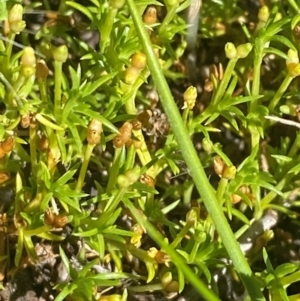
[1,136,15,153]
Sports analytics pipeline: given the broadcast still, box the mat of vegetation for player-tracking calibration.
[0,0,300,300]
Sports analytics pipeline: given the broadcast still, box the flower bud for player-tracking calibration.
[258,6,269,23]
[109,0,125,9]
[274,13,282,22]
[280,104,296,116]
[21,47,36,67]
[124,66,141,85]
[202,138,213,153]
[165,281,179,293]
[125,166,140,185]
[287,62,300,78]
[225,43,237,59]
[166,0,179,6]
[186,207,199,226]
[130,233,142,248]
[9,20,26,34]
[117,174,130,188]
[8,4,26,34]
[286,49,299,65]
[20,47,36,77]
[222,165,236,180]
[52,45,68,63]
[236,43,253,58]
[161,272,172,287]
[182,86,197,110]
[131,52,147,69]
[143,6,157,25]
[87,119,102,145]
[213,156,225,176]
[113,135,125,148]
[36,59,49,81]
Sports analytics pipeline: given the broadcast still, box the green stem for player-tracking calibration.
[189,240,201,263]
[212,58,238,105]
[38,79,48,103]
[29,125,37,176]
[159,4,178,34]
[216,178,228,205]
[268,74,293,111]
[54,60,63,124]
[75,144,94,193]
[126,1,266,300]
[104,187,127,215]
[124,144,136,171]
[100,8,118,52]
[170,223,191,249]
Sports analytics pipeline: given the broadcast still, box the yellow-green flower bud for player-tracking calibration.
[125,166,140,185]
[117,174,130,188]
[236,43,253,58]
[124,66,141,85]
[186,207,199,226]
[222,165,236,180]
[166,0,179,6]
[161,272,172,287]
[21,47,36,67]
[287,49,299,66]
[8,4,26,33]
[280,104,296,116]
[202,138,213,153]
[109,0,125,9]
[20,47,36,77]
[258,6,269,23]
[165,280,179,293]
[274,13,282,22]
[225,42,237,59]
[182,86,197,110]
[131,52,147,70]
[52,45,68,63]
[9,20,26,34]
[287,62,300,78]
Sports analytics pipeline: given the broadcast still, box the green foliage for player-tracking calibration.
[0,0,300,300]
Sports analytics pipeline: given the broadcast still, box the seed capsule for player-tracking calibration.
[36,59,49,81]
[87,119,102,145]
[140,174,156,187]
[1,136,15,153]
[143,6,157,25]
[213,156,225,177]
